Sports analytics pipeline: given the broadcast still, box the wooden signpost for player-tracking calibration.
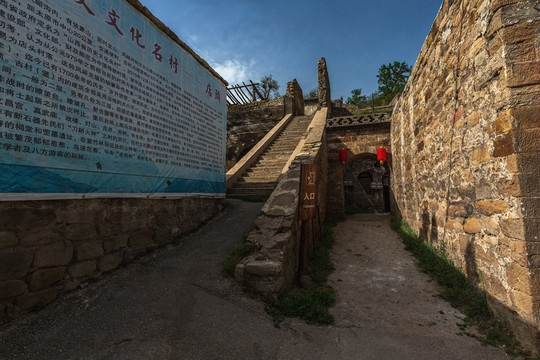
[299,164,318,220]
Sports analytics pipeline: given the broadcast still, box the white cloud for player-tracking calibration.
[212,59,256,85]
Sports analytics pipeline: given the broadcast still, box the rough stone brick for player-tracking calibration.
[98,253,123,272]
[29,267,65,291]
[65,224,97,242]
[495,111,512,134]
[510,240,528,267]
[0,232,17,250]
[0,208,55,231]
[68,261,96,279]
[476,200,511,215]
[19,229,59,248]
[515,129,540,153]
[507,262,531,294]
[0,280,27,299]
[506,61,540,88]
[0,249,34,281]
[501,218,525,240]
[493,132,515,157]
[245,260,282,277]
[128,229,154,247]
[103,235,128,253]
[497,176,521,197]
[470,146,491,165]
[75,242,104,261]
[33,243,73,268]
[16,288,57,311]
[464,218,481,234]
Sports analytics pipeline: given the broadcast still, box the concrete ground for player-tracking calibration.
[0,201,509,359]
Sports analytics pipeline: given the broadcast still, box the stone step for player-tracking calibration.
[228,187,274,195]
[232,181,277,189]
[239,176,279,183]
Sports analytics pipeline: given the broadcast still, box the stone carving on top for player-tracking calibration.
[326,112,391,129]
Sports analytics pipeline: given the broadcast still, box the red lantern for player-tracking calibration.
[377,147,387,165]
[339,148,348,164]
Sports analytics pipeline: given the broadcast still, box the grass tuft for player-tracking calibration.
[223,237,253,276]
[265,215,342,326]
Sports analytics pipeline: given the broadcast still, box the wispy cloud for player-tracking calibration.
[211,59,256,85]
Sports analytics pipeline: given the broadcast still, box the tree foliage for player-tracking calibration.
[345,88,366,106]
[259,75,280,99]
[304,88,318,100]
[376,61,412,100]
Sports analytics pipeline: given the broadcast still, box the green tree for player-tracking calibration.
[259,75,279,99]
[304,88,318,99]
[346,88,366,106]
[376,61,412,100]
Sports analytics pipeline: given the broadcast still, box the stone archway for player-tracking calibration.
[343,153,390,213]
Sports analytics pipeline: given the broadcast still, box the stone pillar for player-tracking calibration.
[317,57,332,115]
[286,78,305,116]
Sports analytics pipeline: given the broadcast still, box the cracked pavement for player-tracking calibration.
[0,201,509,359]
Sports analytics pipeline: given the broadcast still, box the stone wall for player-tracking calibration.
[286,79,305,116]
[235,108,329,297]
[390,0,540,350]
[0,198,222,324]
[227,97,288,163]
[318,58,332,116]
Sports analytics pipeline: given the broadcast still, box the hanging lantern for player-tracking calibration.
[339,148,348,164]
[377,147,387,165]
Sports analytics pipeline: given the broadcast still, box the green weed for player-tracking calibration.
[223,237,253,276]
[391,218,535,358]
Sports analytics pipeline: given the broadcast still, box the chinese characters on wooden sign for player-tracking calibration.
[299,164,318,220]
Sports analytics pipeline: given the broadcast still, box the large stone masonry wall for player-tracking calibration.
[391,0,539,350]
[286,79,305,116]
[0,198,222,324]
[235,108,328,297]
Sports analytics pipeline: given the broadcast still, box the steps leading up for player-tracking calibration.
[227,115,312,199]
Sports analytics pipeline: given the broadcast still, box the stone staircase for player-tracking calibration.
[227,115,312,198]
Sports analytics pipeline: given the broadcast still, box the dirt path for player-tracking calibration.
[0,204,509,359]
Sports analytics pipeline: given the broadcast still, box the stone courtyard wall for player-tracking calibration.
[391,0,540,350]
[235,108,328,297]
[0,198,222,324]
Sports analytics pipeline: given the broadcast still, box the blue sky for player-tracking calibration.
[141,0,442,100]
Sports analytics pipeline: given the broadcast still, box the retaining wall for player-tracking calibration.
[391,0,540,350]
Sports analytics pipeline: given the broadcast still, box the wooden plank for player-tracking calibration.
[250,80,264,101]
[242,81,255,102]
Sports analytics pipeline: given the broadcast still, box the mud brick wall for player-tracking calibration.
[391,0,539,350]
[0,198,222,324]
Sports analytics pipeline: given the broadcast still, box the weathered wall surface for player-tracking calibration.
[235,108,328,297]
[326,120,391,214]
[0,198,222,324]
[286,79,305,116]
[226,97,288,163]
[391,0,539,350]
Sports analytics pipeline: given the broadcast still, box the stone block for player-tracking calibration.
[524,217,540,242]
[475,200,511,215]
[244,260,282,277]
[33,243,74,268]
[98,253,123,272]
[497,176,521,197]
[128,229,154,248]
[506,61,540,88]
[482,217,499,236]
[0,280,27,299]
[0,231,17,250]
[75,242,104,262]
[16,288,57,311]
[515,129,540,153]
[520,198,540,218]
[495,111,512,134]
[103,235,129,253]
[65,224,97,242]
[0,248,34,281]
[68,261,96,279]
[512,105,540,130]
[509,240,528,267]
[470,146,490,165]
[464,218,482,234]
[507,262,531,294]
[493,132,514,157]
[0,208,55,230]
[19,230,60,248]
[29,267,65,291]
[510,289,534,318]
[501,218,525,240]
[448,204,467,217]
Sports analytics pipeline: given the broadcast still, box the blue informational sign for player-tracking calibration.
[0,0,227,199]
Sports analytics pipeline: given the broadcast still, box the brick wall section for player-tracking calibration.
[0,198,222,324]
[286,79,305,116]
[234,108,328,298]
[390,0,540,350]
